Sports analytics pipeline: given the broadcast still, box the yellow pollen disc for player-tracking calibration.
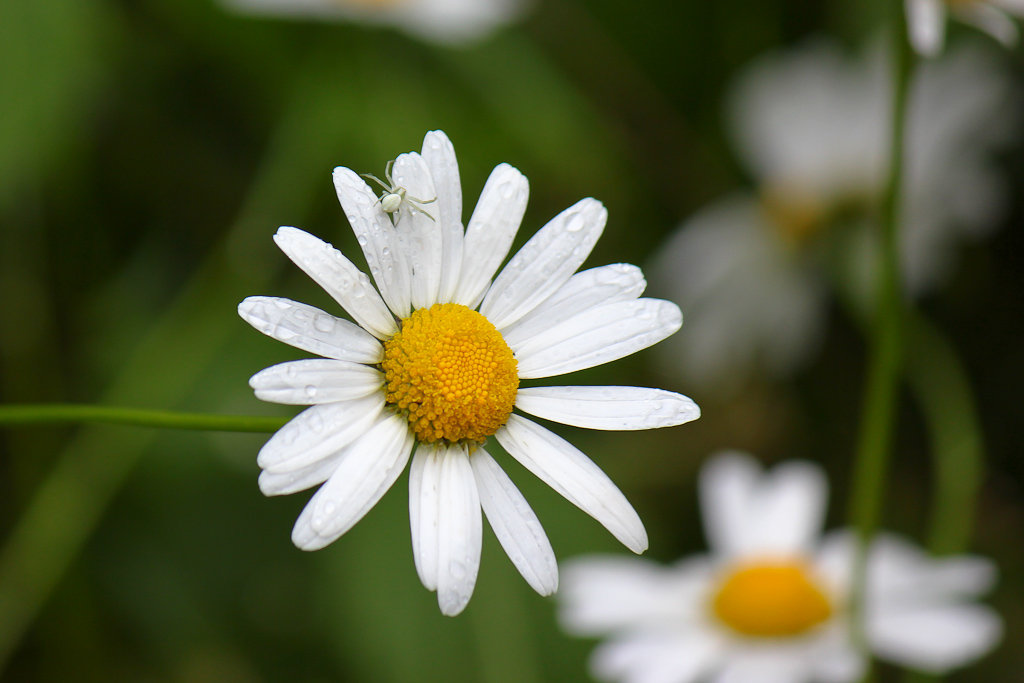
[382,303,519,444]
[711,561,833,638]
[760,185,827,247]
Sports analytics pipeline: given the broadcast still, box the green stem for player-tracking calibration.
[907,312,984,556]
[847,3,915,672]
[0,404,286,432]
[897,313,985,683]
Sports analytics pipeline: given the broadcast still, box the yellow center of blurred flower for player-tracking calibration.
[711,561,833,638]
[760,185,828,247]
[382,303,519,444]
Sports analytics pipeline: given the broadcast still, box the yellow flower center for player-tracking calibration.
[382,303,519,444]
[711,561,833,638]
[760,185,828,248]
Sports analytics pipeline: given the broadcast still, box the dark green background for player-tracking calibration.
[1,0,1022,680]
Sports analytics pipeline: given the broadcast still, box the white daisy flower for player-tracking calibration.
[906,0,1024,56]
[559,452,1002,683]
[220,0,528,46]
[651,41,1014,392]
[238,130,700,616]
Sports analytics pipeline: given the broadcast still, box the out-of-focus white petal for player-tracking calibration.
[391,152,442,309]
[650,197,828,394]
[515,386,700,431]
[237,296,384,363]
[710,649,811,683]
[453,163,528,308]
[220,0,530,47]
[868,603,1002,673]
[993,0,1024,13]
[420,130,464,303]
[435,444,482,616]
[513,299,682,380]
[409,445,441,591]
[957,3,1019,46]
[272,227,398,339]
[256,396,384,473]
[480,198,607,330]
[865,533,999,605]
[291,413,414,550]
[699,452,827,558]
[333,167,412,318]
[906,0,948,56]
[499,263,646,346]
[495,415,647,553]
[248,359,383,405]
[471,448,557,596]
[559,555,714,634]
[591,629,723,683]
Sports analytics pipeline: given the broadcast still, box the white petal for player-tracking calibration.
[409,445,441,591]
[499,263,646,347]
[958,3,1019,46]
[699,452,828,558]
[592,629,723,683]
[291,413,414,550]
[868,603,1002,673]
[452,163,528,309]
[420,131,464,303]
[391,152,442,309]
[863,533,998,604]
[906,0,947,57]
[559,555,714,634]
[513,299,682,380]
[256,395,385,473]
[711,650,811,683]
[471,448,557,596]
[993,0,1024,13]
[481,198,607,330]
[495,415,647,553]
[248,359,383,405]
[272,227,398,339]
[237,296,384,363]
[435,444,483,616]
[515,386,700,431]
[258,450,344,496]
[333,166,412,318]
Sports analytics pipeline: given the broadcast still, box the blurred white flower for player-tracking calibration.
[220,0,528,45]
[239,130,699,616]
[559,452,1002,683]
[906,0,1024,56]
[651,41,1014,392]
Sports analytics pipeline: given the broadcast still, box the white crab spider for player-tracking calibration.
[362,160,437,224]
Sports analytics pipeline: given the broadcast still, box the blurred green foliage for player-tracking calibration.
[1,0,1023,681]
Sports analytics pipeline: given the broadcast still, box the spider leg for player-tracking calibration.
[361,173,391,193]
[405,194,437,205]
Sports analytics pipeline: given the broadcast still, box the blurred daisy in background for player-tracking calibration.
[238,130,699,616]
[220,0,529,45]
[559,452,1002,683]
[906,0,1024,56]
[651,41,1015,393]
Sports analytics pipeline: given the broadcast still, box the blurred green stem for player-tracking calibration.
[847,2,915,675]
[898,312,985,683]
[0,404,286,433]
[907,312,984,557]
